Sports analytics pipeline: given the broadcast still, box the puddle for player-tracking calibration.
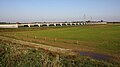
[80,52,113,60]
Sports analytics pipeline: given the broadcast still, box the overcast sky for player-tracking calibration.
[0,0,120,22]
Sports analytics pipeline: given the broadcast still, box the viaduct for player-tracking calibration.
[18,22,87,28]
[0,22,107,28]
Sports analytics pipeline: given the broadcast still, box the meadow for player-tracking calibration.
[0,25,120,66]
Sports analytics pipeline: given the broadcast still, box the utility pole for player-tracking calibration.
[91,17,92,21]
[84,14,86,22]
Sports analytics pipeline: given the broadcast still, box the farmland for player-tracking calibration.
[0,25,120,66]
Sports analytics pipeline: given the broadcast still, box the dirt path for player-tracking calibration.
[0,36,76,55]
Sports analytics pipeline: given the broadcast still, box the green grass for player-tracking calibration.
[0,25,120,56]
[0,25,120,66]
[0,39,118,67]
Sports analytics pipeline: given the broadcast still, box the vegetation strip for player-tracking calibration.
[1,39,118,67]
[0,36,76,55]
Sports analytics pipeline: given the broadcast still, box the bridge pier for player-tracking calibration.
[54,24,56,26]
[65,23,68,26]
[38,24,41,27]
[47,24,49,27]
[16,24,18,28]
[81,23,83,25]
[74,23,76,25]
[60,23,63,26]
[70,23,73,26]
[28,24,31,27]
[77,23,80,25]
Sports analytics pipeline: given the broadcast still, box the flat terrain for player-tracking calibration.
[0,25,120,66]
[0,25,120,55]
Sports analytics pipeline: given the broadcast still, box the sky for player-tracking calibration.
[0,0,120,22]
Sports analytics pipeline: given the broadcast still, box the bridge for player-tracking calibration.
[0,21,107,28]
[0,22,87,28]
[18,22,86,28]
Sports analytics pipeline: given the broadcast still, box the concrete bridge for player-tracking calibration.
[0,24,18,28]
[18,22,87,28]
[0,21,108,28]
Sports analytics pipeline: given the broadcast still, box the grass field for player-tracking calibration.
[0,25,120,66]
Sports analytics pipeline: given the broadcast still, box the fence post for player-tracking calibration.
[54,38,57,42]
[45,37,46,40]
[76,41,79,45]
[34,36,37,39]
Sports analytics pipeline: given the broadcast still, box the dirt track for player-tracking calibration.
[0,36,76,55]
